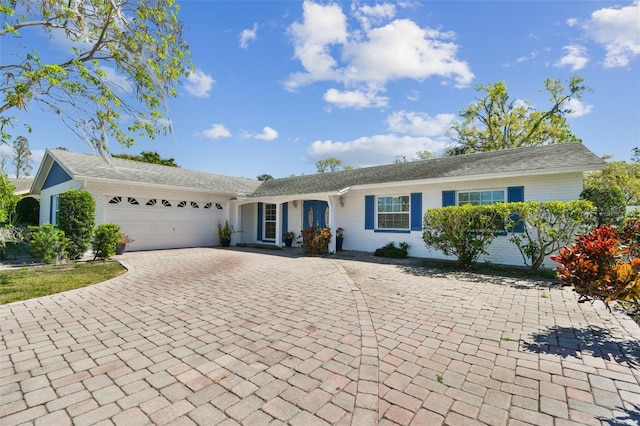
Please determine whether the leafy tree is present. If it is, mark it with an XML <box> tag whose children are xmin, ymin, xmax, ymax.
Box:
<box><xmin>415</xmin><ymin>150</ymin><xmax>436</xmax><ymax>160</ymax></box>
<box><xmin>315</xmin><ymin>157</ymin><xmax>343</xmax><ymax>173</ymax></box>
<box><xmin>0</xmin><ymin>1</ymin><xmax>191</xmax><ymax>151</ymax></box>
<box><xmin>11</xmin><ymin>135</ymin><xmax>32</xmax><ymax>177</ymax></box>
<box><xmin>0</xmin><ymin>172</ymin><xmax>19</xmax><ymax>222</ymax></box>
<box><xmin>633</xmin><ymin>147</ymin><xmax>640</xmax><ymax>163</ymax></box>
<box><xmin>113</xmin><ymin>151</ymin><xmax>179</xmax><ymax>167</ymax></box>
<box><xmin>422</xmin><ymin>204</ymin><xmax>503</xmax><ymax>268</ymax></box>
<box><xmin>257</xmin><ymin>174</ymin><xmax>273</xmax><ymax>181</ymax></box>
<box><xmin>447</xmin><ymin>76</ymin><xmax>586</xmax><ymax>155</ymax></box>
<box><xmin>580</xmin><ymin>184</ymin><xmax>626</xmax><ymax>228</ymax></box>
<box><xmin>57</xmin><ymin>189</ymin><xmax>95</xmax><ymax>259</ymax></box>
<box><xmin>584</xmin><ymin>156</ymin><xmax>640</xmax><ymax>206</ymax></box>
<box><xmin>502</xmin><ymin>200</ymin><xmax>594</xmax><ymax>271</ymax></box>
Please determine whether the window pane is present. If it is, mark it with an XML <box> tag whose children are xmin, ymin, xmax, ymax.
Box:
<box><xmin>458</xmin><ymin>190</ymin><xmax>505</xmax><ymax>206</ymax></box>
<box><xmin>265</xmin><ymin>222</ymin><xmax>276</xmax><ymax>239</ymax></box>
<box><xmin>264</xmin><ymin>203</ymin><xmax>276</xmax><ymax>239</ymax></box>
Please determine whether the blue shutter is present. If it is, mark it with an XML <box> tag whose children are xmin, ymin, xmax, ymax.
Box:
<box><xmin>50</xmin><ymin>195</ymin><xmax>55</xmax><ymax>224</ymax></box>
<box><xmin>281</xmin><ymin>203</ymin><xmax>288</xmax><ymax>242</ymax></box>
<box><xmin>507</xmin><ymin>186</ymin><xmax>524</xmax><ymax>203</ymax></box>
<box><xmin>257</xmin><ymin>202</ymin><xmax>263</xmax><ymax>241</ymax></box>
<box><xmin>442</xmin><ymin>191</ymin><xmax>456</xmax><ymax>206</ymax></box>
<box><xmin>410</xmin><ymin>192</ymin><xmax>422</xmax><ymax>231</ymax></box>
<box><xmin>507</xmin><ymin>186</ymin><xmax>525</xmax><ymax>233</ymax></box>
<box><xmin>364</xmin><ymin>195</ymin><xmax>374</xmax><ymax>230</ymax></box>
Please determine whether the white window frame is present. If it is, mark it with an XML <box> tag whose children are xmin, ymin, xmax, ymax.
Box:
<box><xmin>263</xmin><ymin>203</ymin><xmax>276</xmax><ymax>241</ymax></box>
<box><xmin>457</xmin><ymin>189</ymin><xmax>505</xmax><ymax>206</ymax></box>
<box><xmin>51</xmin><ymin>194</ymin><xmax>60</xmax><ymax>225</ymax></box>
<box><xmin>376</xmin><ymin>195</ymin><xmax>410</xmax><ymax>230</ymax></box>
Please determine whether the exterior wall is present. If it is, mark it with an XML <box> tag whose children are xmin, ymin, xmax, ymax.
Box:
<box><xmin>286</xmin><ymin>201</ymin><xmax>304</xmax><ymax>246</ymax></box>
<box><xmin>333</xmin><ymin>172</ymin><xmax>584</xmax><ymax>267</ymax></box>
<box><xmin>239</xmin><ymin>203</ymin><xmax>258</xmax><ymax>244</ymax></box>
<box><xmin>40</xmin><ymin>178</ymin><xmax>233</xmax><ymax>251</ymax></box>
<box><xmin>39</xmin><ymin>180</ymin><xmax>84</xmax><ymax>225</ymax></box>
<box><xmin>239</xmin><ymin>200</ymin><xmax>305</xmax><ymax>247</ymax></box>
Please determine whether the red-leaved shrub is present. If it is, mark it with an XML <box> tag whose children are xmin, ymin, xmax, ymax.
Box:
<box><xmin>552</xmin><ymin>221</ymin><xmax>640</xmax><ymax>311</ymax></box>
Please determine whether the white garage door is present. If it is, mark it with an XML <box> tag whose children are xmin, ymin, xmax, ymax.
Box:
<box><xmin>104</xmin><ymin>197</ymin><xmax>225</xmax><ymax>251</ymax></box>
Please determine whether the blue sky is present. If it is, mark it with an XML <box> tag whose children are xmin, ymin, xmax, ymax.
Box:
<box><xmin>3</xmin><ymin>0</ymin><xmax>639</xmax><ymax>179</ymax></box>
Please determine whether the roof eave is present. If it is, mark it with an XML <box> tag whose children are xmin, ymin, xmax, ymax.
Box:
<box><xmin>77</xmin><ymin>176</ymin><xmax>255</xmax><ymax>198</ymax></box>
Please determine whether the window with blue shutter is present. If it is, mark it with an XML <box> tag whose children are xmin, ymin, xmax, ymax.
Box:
<box><xmin>281</xmin><ymin>203</ymin><xmax>288</xmax><ymax>242</ymax></box>
<box><xmin>507</xmin><ymin>186</ymin><xmax>525</xmax><ymax>233</ymax></box>
<box><xmin>442</xmin><ymin>191</ymin><xmax>456</xmax><ymax>206</ymax></box>
<box><xmin>410</xmin><ymin>193</ymin><xmax>422</xmax><ymax>231</ymax></box>
<box><xmin>257</xmin><ymin>202</ymin><xmax>263</xmax><ymax>241</ymax></box>
<box><xmin>364</xmin><ymin>195</ymin><xmax>374</xmax><ymax>229</ymax></box>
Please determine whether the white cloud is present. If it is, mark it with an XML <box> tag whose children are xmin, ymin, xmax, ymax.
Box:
<box><xmin>286</xmin><ymin>1</ymin><xmax>474</xmax><ymax>107</ymax></box>
<box><xmin>323</xmin><ymin>88</ymin><xmax>388</xmax><ymax>108</ymax></box>
<box><xmin>353</xmin><ymin>2</ymin><xmax>396</xmax><ymax>31</ymax></box>
<box><xmin>555</xmin><ymin>45</ymin><xmax>589</xmax><ymax>71</ymax></box>
<box><xmin>566</xmin><ymin>98</ymin><xmax>593</xmax><ymax>117</ymax></box>
<box><xmin>306</xmin><ymin>133</ymin><xmax>448</xmax><ymax>167</ymax></box>
<box><xmin>583</xmin><ymin>1</ymin><xmax>640</xmax><ymax>67</ymax></box>
<box><xmin>386</xmin><ymin>111</ymin><xmax>456</xmax><ymax>136</ymax></box>
<box><xmin>253</xmin><ymin>126</ymin><xmax>279</xmax><ymax>141</ymax></box>
<box><xmin>240</xmin><ymin>23</ymin><xmax>258</xmax><ymax>49</ymax></box>
<box><xmin>566</xmin><ymin>18</ymin><xmax>578</xmax><ymax>27</ymax></box>
<box><xmin>286</xmin><ymin>1</ymin><xmax>348</xmax><ymax>90</ymax></box>
<box><xmin>202</xmin><ymin>124</ymin><xmax>231</xmax><ymax>139</ymax></box>
<box><xmin>185</xmin><ymin>69</ymin><xmax>215</xmax><ymax>98</ymax></box>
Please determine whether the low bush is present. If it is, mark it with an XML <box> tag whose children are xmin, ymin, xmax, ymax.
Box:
<box><xmin>374</xmin><ymin>242</ymin><xmax>410</xmax><ymax>258</ymax></box>
<box><xmin>30</xmin><ymin>224</ymin><xmax>69</xmax><ymax>264</ymax></box>
<box><xmin>92</xmin><ymin>223</ymin><xmax>121</xmax><ymax>260</ymax></box>
<box><xmin>423</xmin><ymin>205</ymin><xmax>503</xmax><ymax>268</ymax></box>
<box><xmin>504</xmin><ymin>200</ymin><xmax>593</xmax><ymax>271</ymax></box>
<box><xmin>300</xmin><ymin>226</ymin><xmax>332</xmax><ymax>255</ymax></box>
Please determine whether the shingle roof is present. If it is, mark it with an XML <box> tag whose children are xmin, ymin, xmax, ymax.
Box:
<box><xmin>9</xmin><ymin>178</ymin><xmax>34</xmax><ymax>194</ymax></box>
<box><xmin>38</xmin><ymin>143</ymin><xmax>604</xmax><ymax>199</ymax></box>
<box><xmin>251</xmin><ymin>143</ymin><xmax>605</xmax><ymax>197</ymax></box>
<box><xmin>46</xmin><ymin>149</ymin><xmax>262</xmax><ymax>195</ymax></box>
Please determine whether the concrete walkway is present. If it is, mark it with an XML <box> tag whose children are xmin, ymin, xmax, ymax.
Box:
<box><xmin>1</xmin><ymin>248</ymin><xmax>639</xmax><ymax>425</ymax></box>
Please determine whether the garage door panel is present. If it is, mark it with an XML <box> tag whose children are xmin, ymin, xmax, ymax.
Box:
<box><xmin>104</xmin><ymin>201</ymin><xmax>223</xmax><ymax>251</ymax></box>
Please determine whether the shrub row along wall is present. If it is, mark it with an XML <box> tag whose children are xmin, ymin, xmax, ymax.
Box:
<box><xmin>422</xmin><ymin>200</ymin><xmax>594</xmax><ymax>270</ymax></box>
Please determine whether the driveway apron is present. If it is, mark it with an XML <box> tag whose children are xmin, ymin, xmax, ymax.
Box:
<box><xmin>1</xmin><ymin>248</ymin><xmax>639</xmax><ymax>425</ymax></box>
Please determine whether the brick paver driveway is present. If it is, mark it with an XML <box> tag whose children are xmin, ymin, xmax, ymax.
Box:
<box><xmin>1</xmin><ymin>248</ymin><xmax>639</xmax><ymax>425</ymax></box>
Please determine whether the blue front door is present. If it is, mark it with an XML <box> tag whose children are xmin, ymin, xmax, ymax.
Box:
<box><xmin>303</xmin><ymin>200</ymin><xmax>328</xmax><ymax>229</ymax></box>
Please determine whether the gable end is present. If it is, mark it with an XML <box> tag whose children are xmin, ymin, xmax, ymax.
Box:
<box><xmin>43</xmin><ymin>161</ymin><xmax>72</xmax><ymax>190</ymax></box>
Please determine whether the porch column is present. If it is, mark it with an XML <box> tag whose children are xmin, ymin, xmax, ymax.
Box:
<box><xmin>275</xmin><ymin>202</ymin><xmax>282</xmax><ymax>247</ymax></box>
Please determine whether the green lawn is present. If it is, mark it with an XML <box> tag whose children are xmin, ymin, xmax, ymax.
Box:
<box><xmin>0</xmin><ymin>261</ymin><xmax>127</xmax><ymax>304</ymax></box>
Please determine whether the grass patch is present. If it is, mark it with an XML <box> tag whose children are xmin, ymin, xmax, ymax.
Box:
<box><xmin>0</xmin><ymin>261</ymin><xmax>127</xmax><ymax>304</ymax></box>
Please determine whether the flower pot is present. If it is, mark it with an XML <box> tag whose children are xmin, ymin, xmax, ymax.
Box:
<box><xmin>284</xmin><ymin>238</ymin><xmax>293</xmax><ymax>248</ymax></box>
<box><xmin>116</xmin><ymin>244</ymin><xmax>126</xmax><ymax>255</ymax></box>
<box><xmin>220</xmin><ymin>238</ymin><xmax>231</xmax><ymax>247</ymax></box>
<box><xmin>336</xmin><ymin>237</ymin><xmax>344</xmax><ymax>251</ymax></box>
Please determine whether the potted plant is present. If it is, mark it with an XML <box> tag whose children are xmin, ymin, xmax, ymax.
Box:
<box><xmin>217</xmin><ymin>220</ymin><xmax>234</xmax><ymax>247</ymax></box>
<box><xmin>116</xmin><ymin>234</ymin><xmax>134</xmax><ymax>255</ymax></box>
<box><xmin>284</xmin><ymin>231</ymin><xmax>296</xmax><ymax>247</ymax></box>
<box><xmin>301</xmin><ymin>226</ymin><xmax>332</xmax><ymax>255</ymax></box>
<box><xmin>336</xmin><ymin>227</ymin><xmax>344</xmax><ymax>251</ymax></box>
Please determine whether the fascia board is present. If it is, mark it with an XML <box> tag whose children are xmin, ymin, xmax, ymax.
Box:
<box><xmin>79</xmin><ymin>176</ymin><xmax>251</xmax><ymax>198</ymax></box>
<box><xmin>347</xmin><ymin>165</ymin><xmax>601</xmax><ymax>192</ymax></box>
